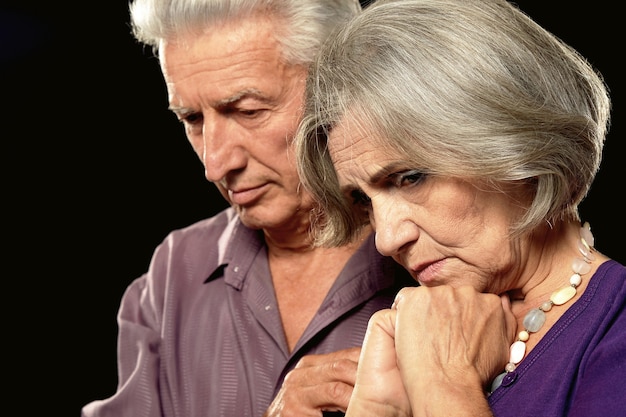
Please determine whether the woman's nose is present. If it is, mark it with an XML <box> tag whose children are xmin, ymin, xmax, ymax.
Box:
<box><xmin>371</xmin><ymin>196</ymin><xmax>419</xmax><ymax>257</ymax></box>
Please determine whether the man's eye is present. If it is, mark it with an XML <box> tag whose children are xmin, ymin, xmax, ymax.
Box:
<box><xmin>350</xmin><ymin>189</ymin><xmax>371</xmax><ymax>207</ymax></box>
<box><xmin>239</xmin><ymin>109</ymin><xmax>259</xmax><ymax>116</ymax></box>
<box><xmin>217</xmin><ymin>104</ymin><xmax>264</xmax><ymax>116</ymax></box>
<box><xmin>393</xmin><ymin>170</ymin><xmax>426</xmax><ymax>187</ymax></box>
<box><xmin>180</xmin><ymin>112</ymin><xmax>202</xmax><ymax>125</ymax></box>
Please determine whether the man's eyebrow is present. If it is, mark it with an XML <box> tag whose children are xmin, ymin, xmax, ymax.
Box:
<box><xmin>168</xmin><ymin>105</ymin><xmax>194</xmax><ymax>116</ymax></box>
<box><xmin>168</xmin><ymin>88</ymin><xmax>270</xmax><ymax>114</ymax></box>
<box><xmin>215</xmin><ymin>88</ymin><xmax>267</xmax><ymax>107</ymax></box>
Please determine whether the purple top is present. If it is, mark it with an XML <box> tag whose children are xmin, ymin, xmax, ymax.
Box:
<box><xmin>489</xmin><ymin>260</ymin><xmax>626</xmax><ymax>416</ymax></box>
<box><xmin>82</xmin><ymin>208</ymin><xmax>414</xmax><ymax>417</ymax></box>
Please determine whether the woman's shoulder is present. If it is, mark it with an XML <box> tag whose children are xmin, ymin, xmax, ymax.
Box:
<box><xmin>596</xmin><ymin>259</ymin><xmax>626</xmax><ymax>283</ymax></box>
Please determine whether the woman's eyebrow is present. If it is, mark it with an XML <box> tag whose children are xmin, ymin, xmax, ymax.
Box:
<box><xmin>368</xmin><ymin>162</ymin><xmax>405</xmax><ymax>184</ymax></box>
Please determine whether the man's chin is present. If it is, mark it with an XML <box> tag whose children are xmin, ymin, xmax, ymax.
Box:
<box><xmin>233</xmin><ymin>205</ymin><xmax>266</xmax><ymax>230</ymax></box>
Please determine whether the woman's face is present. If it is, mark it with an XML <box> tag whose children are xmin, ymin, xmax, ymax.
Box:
<box><xmin>327</xmin><ymin>120</ymin><xmax>530</xmax><ymax>294</ymax></box>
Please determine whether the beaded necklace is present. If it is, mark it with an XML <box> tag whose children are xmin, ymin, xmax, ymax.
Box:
<box><xmin>489</xmin><ymin>222</ymin><xmax>595</xmax><ymax>394</ymax></box>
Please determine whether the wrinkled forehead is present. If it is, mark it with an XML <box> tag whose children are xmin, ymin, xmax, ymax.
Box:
<box><xmin>327</xmin><ymin>115</ymin><xmax>366</xmax><ymax>162</ymax></box>
<box><xmin>158</xmin><ymin>15</ymin><xmax>278</xmax><ymax>60</ymax></box>
<box><xmin>327</xmin><ymin>116</ymin><xmax>400</xmax><ymax>184</ymax></box>
<box><xmin>326</xmin><ymin>110</ymin><xmax>395</xmax><ymax>157</ymax></box>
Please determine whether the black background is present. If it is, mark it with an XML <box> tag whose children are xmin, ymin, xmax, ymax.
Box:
<box><xmin>2</xmin><ymin>1</ymin><xmax>622</xmax><ymax>415</ymax></box>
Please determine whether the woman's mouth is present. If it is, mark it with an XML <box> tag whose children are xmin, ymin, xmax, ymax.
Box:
<box><xmin>410</xmin><ymin>258</ymin><xmax>446</xmax><ymax>285</ymax></box>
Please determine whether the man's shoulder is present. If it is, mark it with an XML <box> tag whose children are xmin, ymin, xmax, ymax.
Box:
<box><xmin>148</xmin><ymin>207</ymin><xmax>241</xmax><ymax>261</ymax></box>
<box><xmin>169</xmin><ymin>207</ymin><xmax>239</xmax><ymax>241</ymax></box>
<box><xmin>143</xmin><ymin>207</ymin><xmax>241</xmax><ymax>282</ymax></box>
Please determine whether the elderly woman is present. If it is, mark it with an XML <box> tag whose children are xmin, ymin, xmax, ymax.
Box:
<box><xmin>295</xmin><ymin>0</ymin><xmax>626</xmax><ymax>416</ymax></box>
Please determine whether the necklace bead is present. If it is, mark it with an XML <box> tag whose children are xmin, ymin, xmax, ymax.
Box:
<box><xmin>540</xmin><ymin>301</ymin><xmax>553</xmax><ymax>312</ymax></box>
<box><xmin>489</xmin><ymin>222</ymin><xmax>594</xmax><ymax>394</ymax></box>
<box><xmin>551</xmin><ymin>286</ymin><xmax>576</xmax><ymax>305</ymax></box>
<box><xmin>522</xmin><ymin>308</ymin><xmax>546</xmax><ymax>332</ymax></box>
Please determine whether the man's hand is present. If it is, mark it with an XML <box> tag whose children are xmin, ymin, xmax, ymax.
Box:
<box><xmin>264</xmin><ymin>347</ymin><xmax>361</xmax><ymax>417</ymax></box>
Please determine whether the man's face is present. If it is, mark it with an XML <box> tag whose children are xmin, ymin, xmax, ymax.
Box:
<box><xmin>159</xmin><ymin>16</ymin><xmax>312</xmax><ymax>231</ymax></box>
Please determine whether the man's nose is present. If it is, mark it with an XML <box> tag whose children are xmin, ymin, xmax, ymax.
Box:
<box><xmin>197</xmin><ymin>115</ymin><xmax>247</xmax><ymax>183</ymax></box>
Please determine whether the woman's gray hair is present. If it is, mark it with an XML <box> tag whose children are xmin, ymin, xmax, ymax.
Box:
<box><xmin>129</xmin><ymin>0</ymin><xmax>362</xmax><ymax>65</ymax></box>
<box><xmin>296</xmin><ymin>0</ymin><xmax>611</xmax><ymax>247</ymax></box>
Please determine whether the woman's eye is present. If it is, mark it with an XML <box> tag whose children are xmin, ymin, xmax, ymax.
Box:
<box><xmin>393</xmin><ymin>170</ymin><xmax>425</xmax><ymax>187</ymax></box>
<box><xmin>350</xmin><ymin>189</ymin><xmax>371</xmax><ymax>207</ymax></box>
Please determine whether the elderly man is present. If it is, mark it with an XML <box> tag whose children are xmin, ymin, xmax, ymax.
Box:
<box><xmin>81</xmin><ymin>1</ymin><xmax>413</xmax><ymax>416</ymax></box>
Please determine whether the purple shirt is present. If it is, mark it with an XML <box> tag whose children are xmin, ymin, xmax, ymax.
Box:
<box><xmin>82</xmin><ymin>208</ymin><xmax>415</xmax><ymax>417</ymax></box>
<box><xmin>489</xmin><ymin>260</ymin><xmax>626</xmax><ymax>416</ymax></box>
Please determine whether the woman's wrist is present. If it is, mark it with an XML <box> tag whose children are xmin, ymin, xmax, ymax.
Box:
<box><xmin>345</xmin><ymin>396</ymin><xmax>410</xmax><ymax>417</ymax></box>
